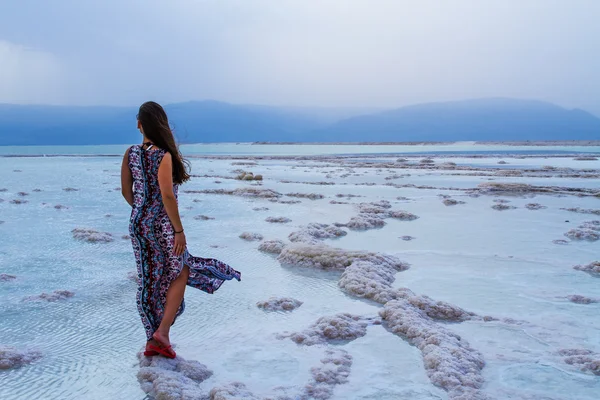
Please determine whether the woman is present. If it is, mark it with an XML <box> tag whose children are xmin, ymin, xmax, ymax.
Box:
<box><xmin>121</xmin><ymin>101</ymin><xmax>241</xmax><ymax>359</ymax></box>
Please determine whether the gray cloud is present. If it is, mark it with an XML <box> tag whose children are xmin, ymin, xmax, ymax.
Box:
<box><xmin>1</xmin><ymin>0</ymin><xmax>599</xmax><ymax>114</ymax></box>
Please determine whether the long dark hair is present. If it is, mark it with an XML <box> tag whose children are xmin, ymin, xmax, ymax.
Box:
<box><xmin>137</xmin><ymin>101</ymin><xmax>190</xmax><ymax>184</ymax></box>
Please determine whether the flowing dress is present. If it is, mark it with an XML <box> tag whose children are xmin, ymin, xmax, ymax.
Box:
<box><xmin>128</xmin><ymin>144</ymin><xmax>241</xmax><ymax>340</ymax></box>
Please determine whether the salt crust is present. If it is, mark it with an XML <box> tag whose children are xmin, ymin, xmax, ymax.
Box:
<box><xmin>278</xmin><ymin>313</ymin><xmax>372</xmax><ymax>346</ymax></box>
<box><xmin>239</xmin><ymin>232</ymin><xmax>264</xmax><ymax>241</ymax></box>
<box><xmin>24</xmin><ymin>290</ymin><xmax>75</xmax><ymax>302</ymax></box>
<box><xmin>0</xmin><ymin>346</ymin><xmax>42</xmax><ymax>370</ymax></box>
<box><xmin>525</xmin><ymin>203</ymin><xmax>546</xmax><ymax>210</ymax></box>
<box><xmin>185</xmin><ymin>188</ymin><xmax>281</xmax><ymax>199</ymax></box>
<box><xmin>0</xmin><ymin>273</ymin><xmax>16</xmax><ymax>281</ymax></box>
<box><xmin>443</xmin><ymin>199</ymin><xmax>466</xmax><ymax>206</ymax></box>
<box><xmin>257</xmin><ymin>297</ymin><xmax>303</xmax><ymax>312</ymax></box>
<box><xmin>266</xmin><ymin>216</ymin><xmax>291</xmax><ymax>223</ymax></box>
<box><xmin>72</xmin><ymin>228</ymin><xmax>114</xmax><ymax>243</ymax></box>
<box><xmin>574</xmin><ymin>261</ymin><xmax>600</xmax><ymax>275</ymax></box>
<box><xmin>491</xmin><ymin>203</ymin><xmax>516</xmax><ymax>211</ymax></box>
<box><xmin>258</xmin><ymin>240</ymin><xmax>286</xmax><ymax>255</ymax></box>
<box><xmin>567</xmin><ymin>295</ymin><xmax>599</xmax><ymax>304</ymax></box>
<box><xmin>561</xmin><ymin>207</ymin><xmax>600</xmax><ymax>215</ymax></box>
<box><xmin>285</xmin><ymin>192</ymin><xmax>324</xmax><ymax>200</ymax></box>
<box><xmin>380</xmin><ymin>300</ymin><xmax>487</xmax><ymax>399</ymax></box>
<box><xmin>288</xmin><ymin>223</ymin><xmax>347</xmax><ymax>244</ymax></box>
<box><xmin>336</xmin><ymin>201</ymin><xmax>419</xmax><ymax>231</ymax></box>
<box><xmin>137</xmin><ymin>350</ymin><xmax>213</xmax><ymax>400</ymax></box>
<box><xmin>558</xmin><ymin>349</ymin><xmax>600</xmax><ymax>376</ymax></box>
<box><xmin>302</xmin><ymin>349</ymin><xmax>353</xmax><ymax>400</ymax></box>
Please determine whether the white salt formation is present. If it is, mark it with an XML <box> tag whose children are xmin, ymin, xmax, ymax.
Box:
<box><xmin>337</xmin><ymin>201</ymin><xmax>419</xmax><ymax>231</ymax></box>
<box><xmin>24</xmin><ymin>290</ymin><xmax>75</xmax><ymax>302</ymax></box>
<box><xmin>574</xmin><ymin>261</ymin><xmax>600</xmax><ymax>275</ymax></box>
<box><xmin>258</xmin><ymin>240</ymin><xmax>286</xmax><ymax>255</ymax></box>
<box><xmin>236</xmin><ymin>171</ymin><xmax>263</xmax><ymax>181</ymax></box>
<box><xmin>380</xmin><ymin>300</ymin><xmax>487</xmax><ymax>399</ymax></box>
<box><xmin>63</xmin><ymin>187</ymin><xmax>79</xmax><ymax>191</ymax></box>
<box><xmin>278</xmin><ymin>243</ymin><xmax>406</xmax><ymax>272</ymax></box>
<box><xmin>252</xmin><ymin>207</ymin><xmax>269</xmax><ymax>211</ymax></box>
<box><xmin>265</xmin><ymin>216</ymin><xmax>291</xmax><ymax>223</ymax></box>
<box><xmin>388</xmin><ymin>210</ymin><xmax>419</xmax><ymax>220</ymax></box>
<box><xmin>558</xmin><ymin>349</ymin><xmax>600</xmax><ymax>376</ymax></box>
<box><xmin>567</xmin><ymin>295</ymin><xmax>599</xmax><ymax>304</ymax></box>
<box><xmin>491</xmin><ymin>204</ymin><xmax>516</xmax><ymax>211</ymax></box>
<box><xmin>561</xmin><ymin>207</ymin><xmax>600</xmax><ymax>215</ymax></box>
<box><xmin>137</xmin><ymin>351</ymin><xmax>213</xmax><ymax>400</ymax></box>
<box><xmin>194</xmin><ymin>215</ymin><xmax>215</xmax><ymax>220</ymax></box>
<box><xmin>401</xmin><ymin>236</ymin><xmax>415</xmax><ymax>241</ymax></box>
<box><xmin>553</xmin><ymin>239</ymin><xmax>569</xmax><ymax>245</ymax></box>
<box><xmin>72</xmin><ymin>228</ymin><xmax>114</xmax><ymax>243</ymax></box>
<box><xmin>0</xmin><ymin>273</ymin><xmax>16</xmax><ymax>281</ymax></box>
<box><xmin>209</xmin><ymin>382</ymin><xmax>260</xmax><ymax>400</ymax></box>
<box><xmin>564</xmin><ymin>228</ymin><xmax>599</xmax><ymax>241</ymax></box>
<box><xmin>443</xmin><ymin>199</ymin><xmax>466</xmax><ymax>206</ymax></box>
<box><xmin>395</xmin><ymin>288</ymin><xmax>476</xmax><ymax>322</ymax></box>
<box><xmin>279</xmin><ymin>313</ymin><xmax>370</xmax><ymax>346</ymax></box>
<box><xmin>186</xmin><ymin>187</ymin><xmax>281</xmax><ymax>199</ymax></box>
<box><xmin>0</xmin><ymin>346</ymin><xmax>42</xmax><ymax>370</ymax></box>
<box><xmin>285</xmin><ymin>192</ymin><xmax>325</xmax><ymax>200</ymax></box>
<box><xmin>303</xmin><ymin>349</ymin><xmax>353</xmax><ymax>400</ymax></box>
<box><xmin>10</xmin><ymin>199</ymin><xmax>28</xmax><ymax>204</ymax></box>
<box><xmin>256</xmin><ymin>297</ymin><xmax>303</xmax><ymax>312</ymax></box>
<box><xmin>525</xmin><ymin>203</ymin><xmax>546</xmax><ymax>210</ymax></box>
<box><xmin>288</xmin><ymin>223</ymin><xmax>347</xmax><ymax>244</ymax></box>
<box><xmin>239</xmin><ymin>232</ymin><xmax>264</xmax><ymax>241</ymax></box>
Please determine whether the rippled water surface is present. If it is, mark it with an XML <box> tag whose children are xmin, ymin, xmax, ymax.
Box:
<box><xmin>1</xmin><ymin>145</ymin><xmax>599</xmax><ymax>399</ymax></box>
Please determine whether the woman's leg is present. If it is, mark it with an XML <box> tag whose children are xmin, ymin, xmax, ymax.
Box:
<box><xmin>153</xmin><ymin>264</ymin><xmax>189</xmax><ymax>346</ymax></box>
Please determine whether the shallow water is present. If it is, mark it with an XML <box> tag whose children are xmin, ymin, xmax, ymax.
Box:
<box><xmin>0</xmin><ymin>145</ymin><xmax>599</xmax><ymax>399</ymax></box>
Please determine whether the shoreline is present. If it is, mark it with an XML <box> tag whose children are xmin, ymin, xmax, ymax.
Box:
<box><xmin>251</xmin><ymin>140</ymin><xmax>600</xmax><ymax>146</ymax></box>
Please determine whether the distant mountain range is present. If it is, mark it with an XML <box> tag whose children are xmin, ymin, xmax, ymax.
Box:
<box><xmin>0</xmin><ymin>98</ymin><xmax>598</xmax><ymax>145</ymax></box>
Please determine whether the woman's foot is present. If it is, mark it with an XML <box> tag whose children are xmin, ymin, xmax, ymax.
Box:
<box><xmin>152</xmin><ymin>330</ymin><xmax>170</xmax><ymax>348</ymax></box>
<box><xmin>150</xmin><ymin>330</ymin><xmax>176</xmax><ymax>359</ymax></box>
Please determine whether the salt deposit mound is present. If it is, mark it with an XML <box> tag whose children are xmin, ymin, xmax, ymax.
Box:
<box><xmin>239</xmin><ymin>232</ymin><xmax>263</xmax><ymax>241</ymax></box>
<box><xmin>257</xmin><ymin>297</ymin><xmax>303</xmax><ymax>312</ymax></box>
<box><xmin>525</xmin><ymin>203</ymin><xmax>546</xmax><ymax>210</ymax></box>
<box><xmin>0</xmin><ymin>346</ymin><xmax>42</xmax><ymax>370</ymax></box>
<box><xmin>558</xmin><ymin>349</ymin><xmax>600</xmax><ymax>376</ymax></box>
<box><xmin>194</xmin><ymin>215</ymin><xmax>215</xmax><ymax>220</ymax></box>
<box><xmin>209</xmin><ymin>382</ymin><xmax>259</xmax><ymax>400</ymax></box>
<box><xmin>338</xmin><ymin>260</ymin><xmax>409</xmax><ymax>304</ymax></box>
<box><xmin>567</xmin><ymin>295</ymin><xmax>599</xmax><ymax>304</ymax></box>
<box><xmin>574</xmin><ymin>261</ymin><xmax>600</xmax><ymax>275</ymax></box>
<box><xmin>388</xmin><ymin>210</ymin><xmax>419</xmax><ymax>220</ymax></box>
<box><xmin>395</xmin><ymin>288</ymin><xmax>476</xmax><ymax>322</ymax></box>
<box><xmin>265</xmin><ymin>216</ymin><xmax>291</xmax><ymax>223</ymax></box>
<box><xmin>443</xmin><ymin>199</ymin><xmax>466</xmax><ymax>206</ymax></box>
<box><xmin>303</xmin><ymin>349</ymin><xmax>353</xmax><ymax>400</ymax></box>
<box><xmin>380</xmin><ymin>300</ymin><xmax>487</xmax><ymax>399</ymax></box>
<box><xmin>72</xmin><ymin>228</ymin><xmax>114</xmax><ymax>243</ymax></box>
<box><xmin>279</xmin><ymin>313</ymin><xmax>370</xmax><ymax>346</ymax></box>
<box><xmin>138</xmin><ymin>351</ymin><xmax>213</xmax><ymax>400</ymax></box>
<box><xmin>24</xmin><ymin>290</ymin><xmax>75</xmax><ymax>302</ymax></box>
<box><xmin>492</xmin><ymin>204</ymin><xmax>516</xmax><ymax>211</ymax></box>
<box><xmin>288</xmin><ymin>223</ymin><xmax>347</xmax><ymax>244</ymax></box>
<box><xmin>561</xmin><ymin>207</ymin><xmax>600</xmax><ymax>216</ymax></box>
<box><xmin>564</xmin><ymin>228</ymin><xmax>599</xmax><ymax>241</ymax></box>
<box><xmin>0</xmin><ymin>273</ymin><xmax>16</xmax><ymax>281</ymax></box>
<box><xmin>285</xmin><ymin>192</ymin><xmax>324</xmax><ymax>200</ymax></box>
<box><xmin>277</xmin><ymin>243</ymin><xmax>406</xmax><ymax>272</ymax></box>
<box><xmin>186</xmin><ymin>187</ymin><xmax>281</xmax><ymax>199</ymax></box>
<box><xmin>258</xmin><ymin>240</ymin><xmax>286</xmax><ymax>255</ymax></box>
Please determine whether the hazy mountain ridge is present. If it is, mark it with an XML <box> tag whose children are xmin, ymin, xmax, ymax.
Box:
<box><xmin>0</xmin><ymin>98</ymin><xmax>598</xmax><ymax>145</ymax></box>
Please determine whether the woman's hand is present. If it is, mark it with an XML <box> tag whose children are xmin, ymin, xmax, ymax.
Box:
<box><xmin>174</xmin><ymin>231</ymin><xmax>187</xmax><ymax>257</ymax></box>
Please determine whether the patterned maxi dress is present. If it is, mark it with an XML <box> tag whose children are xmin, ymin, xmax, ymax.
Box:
<box><xmin>128</xmin><ymin>144</ymin><xmax>241</xmax><ymax>340</ymax></box>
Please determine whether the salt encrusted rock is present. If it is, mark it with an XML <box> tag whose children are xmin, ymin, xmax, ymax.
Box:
<box><xmin>72</xmin><ymin>228</ymin><xmax>114</xmax><ymax>243</ymax></box>
<box><xmin>273</xmin><ymin>199</ymin><xmax>302</xmax><ymax>204</ymax></box>
<box><xmin>525</xmin><ymin>203</ymin><xmax>546</xmax><ymax>210</ymax></box>
<box><xmin>388</xmin><ymin>210</ymin><xmax>419</xmax><ymax>220</ymax></box>
<box><xmin>137</xmin><ymin>350</ymin><xmax>213</xmax><ymax>400</ymax></box>
<box><xmin>574</xmin><ymin>261</ymin><xmax>600</xmax><ymax>275</ymax></box>
<box><xmin>491</xmin><ymin>204</ymin><xmax>516</xmax><ymax>211</ymax></box>
<box><xmin>258</xmin><ymin>239</ymin><xmax>286</xmax><ymax>255</ymax></box>
<box><xmin>285</xmin><ymin>192</ymin><xmax>325</xmax><ymax>200</ymax></box>
<box><xmin>443</xmin><ymin>199</ymin><xmax>466</xmax><ymax>206</ymax></box>
<box><xmin>279</xmin><ymin>313</ymin><xmax>370</xmax><ymax>346</ymax></box>
<box><xmin>553</xmin><ymin>239</ymin><xmax>569</xmax><ymax>245</ymax></box>
<box><xmin>24</xmin><ymin>290</ymin><xmax>75</xmax><ymax>302</ymax></box>
<box><xmin>336</xmin><ymin>193</ymin><xmax>362</xmax><ymax>198</ymax></box>
<box><xmin>54</xmin><ymin>204</ymin><xmax>68</xmax><ymax>209</ymax></box>
<box><xmin>0</xmin><ymin>346</ymin><xmax>42</xmax><ymax>370</ymax></box>
<box><xmin>17</xmin><ymin>191</ymin><xmax>29</xmax><ymax>196</ymax></box>
<box><xmin>567</xmin><ymin>295</ymin><xmax>599</xmax><ymax>304</ymax></box>
<box><xmin>288</xmin><ymin>223</ymin><xmax>347</xmax><ymax>244</ymax></box>
<box><xmin>493</xmin><ymin>199</ymin><xmax>510</xmax><ymax>203</ymax></box>
<box><xmin>573</xmin><ymin>156</ymin><xmax>598</xmax><ymax>161</ymax></box>
<box><xmin>303</xmin><ymin>349</ymin><xmax>353</xmax><ymax>400</ymax></box>
<box><xmin>558</xmin><ymin>349</ymin><xmax>600</xmax><ymax>376</ymax></box>
<box><xmin>420</xmin><ymin>158</ymin><xmax>435</xmax><ymax>164</ymax></box>
<box><xmin>194</xmin><ymin>215</ymin><xmax>215</xmax><ymax>220</ymax></box>
<box><xmin>380</xmin><ymin>300</ymin><xmax>486</xmax><ymax>399</ymax></box>
<box><xmin>252</xmin><ymin>207</ymin><xmax>269</xmax><ymax>211</ymax></box>
<box><xmin>395</xmin><ymin>288</ymin><xmax>476</xmax><ymax>322</ymax></box>
<box><xmin>329</xmin><ymin>200</ymin><xmax>348</xmax><ymax>204</ymax></box>
<box><xmin>495</xmin><ymin>170</ymin><xmax>523</xmax><ymax>177</ymax></box>
<box><xmin>561</xmin><ymin>207</ymin><xmax>600</xmax><ymax>216</ymax></box>
<box><xmin>0</xmin><ymin>274</ymin><xmax>16</xmax><ymax>281</ymax></box>
<box><xmin>342</xmin><ymin>214</ymin><xmax>386</xmax><ymax>230</ymax></box>
<box><xmin>10</xmin><ymin>199</ymin><xmax>28</xmax><ymax>204</ymax></box>
<box><xmin>498</xmin><ymin>160</ymin><xmax>508</xmax><ymax>164</ymax></box>
<box><xmin>338</xmin><ymin>261</ymin><xmax>408</xmax><ymax>304</ymax></box>
<box><xmin>278</xmin><ymin>243</ymin><xmax>406</xmax><ymax>271</ymax></box>
<box><xmin>477</xmin><ymin>182</ymin><xmax>533</xmax><ymax>195</ymax></box>
<box><xmin>564</xmin><ymin>228</ymin><xmax>599</xmax><ymax>241</ymax></box>
<box><xmin>186</xmin><ymin>187</ymin><xmax>281</xmax><ymax>199</ymax></box>
<box><xmin>257</xmin><ymin>297</ymin><xmax>303</xmax><ymax>312</ymax></box>
<box><xmin>63</xmin><ymin>187</ymin><xmax>79</xmax><ymax>191</ymax></box>
<box><xmin>401</xmin><ymin>236</ymin><xmax>415</xmax><ymax>241</ymax></box>
<box><xmin>239</xmin><ymin>232</ymin><xmax>263</xmax><ymax>241</ymax></box>
<box><xmin>265</xmin><ymin>216</ymin><xmax>291</xmax><ymax>223</ymax></box>
<box><xmin>209</xmin><ymin>382</ymin><xmax>260</xmax><ymax>400</ymax></box>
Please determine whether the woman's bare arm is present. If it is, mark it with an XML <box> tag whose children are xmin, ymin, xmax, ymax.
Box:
<box><xmin>121</xmin><ymin>148</ymin><xmax>134</xmax><ymax>206</ymax></box>
<box><xmin>158</xmin><ymin>152</ymin><xmax>184</xmax><ymax>232</ymax></box>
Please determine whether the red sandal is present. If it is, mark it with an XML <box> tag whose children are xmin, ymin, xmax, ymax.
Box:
<box><xmin>147</xmin><ymin>343</ymin><xmax>176</xmax><ymax>359</ymax></box>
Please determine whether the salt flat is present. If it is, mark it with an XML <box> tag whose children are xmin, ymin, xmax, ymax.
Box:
<box><xmin>0</xmin><ymin>145</ymin><xmax>599</xmax><ymax>400</ymax></box>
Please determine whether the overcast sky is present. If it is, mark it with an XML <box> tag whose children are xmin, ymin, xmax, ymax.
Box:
<box><xmin>1</xmin><ymin>0</ymin><xmax>599</xmax><ymax>114</ymax></box>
